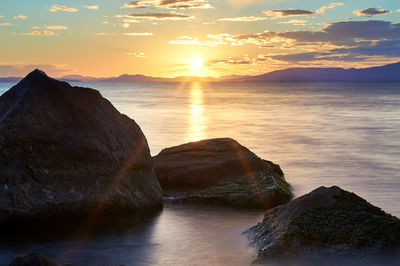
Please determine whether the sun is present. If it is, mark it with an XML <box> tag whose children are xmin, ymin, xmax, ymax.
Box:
<box><xmin>190</xmin><ymin>57</ymin><xmax>204</xmax><ymax>71</ymax></box>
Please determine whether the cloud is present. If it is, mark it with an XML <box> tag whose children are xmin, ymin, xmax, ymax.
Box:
<box><xmin>85</xmin><ymin>5</ymin><xmax>99</xmax><ymax>10</ymax></box>
<box><xmin>170</xmin><ymin>20</ymin><xmax>400</xmax><ymax>65</ymax></box>
<box><xmin>226</xmin><ymin>0</ymin><xmax>263</xmax><ymax>8</ymax></box>
<box><xmin>278</xmin><ymin>19</ymin><xmax>308</xmax><ymax>26</ymax></box>
<box><xmin>14</xmin><ymin>14</ymin><xmax>27</xmax><ymax>19</ymax></box>
<box><xmin>353</xmin><ymin>7</ymin><xmax>390</xmax><ymax>17</ymax></box>
<box><xmin>32</xmin><ymin>26</ymin><xmax>40</xmax><ymax>29</ymax></box>
<box><xmin>230</xmin><ymin>20</ymin><xmax>400</xmax><ymax>47</ymax></box>
<box><xmin>209</xmin><ymin>57</ymin><xmax>253</xmax><ymax>65</ymax></box>
<box><xmin>270</xmin><ymin>52</ymin><xmax>366</xmax><ymax>63</ymax></box>
<box><xmin>263</xmin><ymin>9</ymin><xmax>314</xmax><ymax>18</ymax></box>
<box><xmin>218</xmin><ymin>16</ymin><xmax>268</xmax><ymax>22</ymax></box>
<box><xmin>241</xmin><ymin>21</ymin><xmax>400</xmax><ymax>65</ymax></box>
<box><xmin>121</xmin><ymin>0</ymin><xmax>213</xmax><ymax>10</ymax></box>
<box><xmin>264</xmin><ymin>4</ymin><xmax>343</xmax><ymax>19</ymax></box>
<box><xmin>0</xmin><ymin>23</ymin><xmax>11</xmax><ymax>26</ymax></box>
<box><xmin>169</xmin><ymin>35</ymin><xmax>230</xmax><ymax>46</ymax></box>
<box><xmin>331</xmin><ymin>39</ymin><xmax>400</xmax><ymax>57</ymax></box>
<box><xmin>0</xmin><ymin>15</ymin><xmax>3</xmax><ymax>18</ymax></box>
<box><xmin>128</xmin><ymin>52</ymin><xmax>147</xmax><ymax>57</ymax></box>
<box><xmin>49</xmin><ymin>5</ymin><xmax>78</xmax><ymax>12</ymax></box>
<box><xmin>117</xmin><ymin>12</ymin><xmax>194</xmax><ymax>20</ymax></box>
<box><xmin>22</xmin><ymin>31</ymin><xmax>55</xmax><ymax>36</ymax></box>
<box><xmin>45</xmin><ymin>25</ymin><xmax>68</xmax><ymax>30</ymax></box>
<box><xmin>316</xmin><ymin>3</ymin><xmax>344</xmax><ymax>14</ymax></box>
<box><xmin>0</xmin><ymin>64</ymin><xmax>71</xmax><ymax>77</ymax></box>
<box><xmin>124</xmin><ymin>32</ymin><xmax>153</xmax><ymax>36</ymax></box>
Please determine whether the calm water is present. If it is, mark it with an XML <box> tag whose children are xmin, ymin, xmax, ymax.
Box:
<box><xmin>0</xmin><ymin>81</ymin><xmax>399</xmax><ymax>265</ymax></box>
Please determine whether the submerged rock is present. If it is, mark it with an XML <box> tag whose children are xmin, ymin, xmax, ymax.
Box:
<box><xmin>153</xmin><ymin>138</ymin><xmax>292</xmax><ymax>209</ymax></box>
<box><xmin>247</xmin><ymin>186</ymin><xmax>400</xmax><ymax>257</ymax></box>
<box><xmin>9</xmin><ymin>253</ymin><xmax>59</xmax><ymax>266</ymax></box>
<box><xmin>0</xmin><ymin>70</ymin><xmax>162</xmax><ymax>223</ymax></box>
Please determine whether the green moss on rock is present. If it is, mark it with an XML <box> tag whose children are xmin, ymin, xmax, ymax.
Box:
<box><xmin>285</xmin><ymin>191</ymin><xmax>400</xmax><ymax>248</ymax></box>
<box><xmin>247</xmin><ymin>186</ymin><xmax>400</xmax><ymax>257</ymax></box>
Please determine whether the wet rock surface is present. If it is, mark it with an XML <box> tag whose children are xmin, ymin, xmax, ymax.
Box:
<box><xmin>9</xmin><ymin>253</ymin><xmax>60</xmax><ymax>266</ymax></box>
<box><xmin>153</xmin><ymin>138</ymin><xmax>292</xmax><ymax>209</ymax></box>
<box><xmin>0</xmin><ymin>70</ymin><xmax>162</xmax><ymax>224</ymax></box>
<box><xmin>247</xmin><ymin>186</ymin><xmax>400</xmax><ymax>257</ymax></box>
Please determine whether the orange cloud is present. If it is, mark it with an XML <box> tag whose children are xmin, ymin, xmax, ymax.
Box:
<box><xmin>49</xmin><ymin>5</ymin><xmax>78</xmax><ymax>12</ymax></box>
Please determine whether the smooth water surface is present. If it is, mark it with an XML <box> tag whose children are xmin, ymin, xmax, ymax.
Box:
<box><xmin>0</xmin><ymin>81</ymin><xmax>399</xmax><ymax>265</ymax></box>
<box><xmin>72</xmin><ymin>81</ymin><xmax>399</xmax><ymax>215</ymax></box>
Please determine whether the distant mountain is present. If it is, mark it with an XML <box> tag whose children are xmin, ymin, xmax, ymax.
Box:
<box><xmin>243</xmin><ymin>62</ymin><xmax>400</xmax><ymax>82</ymax></box>
<box><xmin>59</xmin><ymin>75</ymin><xmax>104</xmax><ymax>82</ymax></box>
<box><xmin>106</xmin><ymin>74</ymin><xmax>173</xmax><ymax>82</ymax></box>
<box><xmin>1</xmin><ymin>62</ymin><xmax>399</xmax><ymax>83</ymax></box>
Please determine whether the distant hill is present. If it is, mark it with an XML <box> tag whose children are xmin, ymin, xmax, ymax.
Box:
<box><xmin>243</xmin><ymin>62</ymin><xmax>400</xmax><ymax>82</ymax></box>
<box><xmin>1</xmin><ymin>63</ymin><xmax>399</xmax><ymax>83</ymax></box>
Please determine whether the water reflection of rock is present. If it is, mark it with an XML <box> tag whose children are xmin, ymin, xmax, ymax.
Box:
<box><xmin>1</xmin><ymin>210</ymin><xmax>163</xmax><ymax>265</ymax></box>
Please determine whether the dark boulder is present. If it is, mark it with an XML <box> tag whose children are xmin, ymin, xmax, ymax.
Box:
<box><xmin>247</xmin><ymin>186</ymin><xmax>400</xmax><ymax>257</ymax></box>
<box><xmin>9</xmin><ymin>253</ymin><xmax>59</xmax><ymax>266</ymax></box>
<box><xmin>153</xmin><ymin>138</ymin><xmax>292</xmax><ymax>209</ymax></box>
<box><xmin>0</xmin><ymin>70</ymin><xmax>162</xmax><ymax>223</ymax></box>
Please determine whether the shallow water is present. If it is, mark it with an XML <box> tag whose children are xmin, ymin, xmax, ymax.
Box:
<box><xmin>0</xmin><ymin>81</ymin><xmax>400</xmax><ymax>265</ymax></box>
<box><xmin>0</xmin><ymin>203</ymin><xmax>262</xmax><ymax>265</ymax></box>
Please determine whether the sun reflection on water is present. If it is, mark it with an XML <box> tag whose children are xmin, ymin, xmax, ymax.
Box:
<box><xmin>187</xmin><ymin>82</ymin><xmax>207</xmax><ymax>142</ymax></box>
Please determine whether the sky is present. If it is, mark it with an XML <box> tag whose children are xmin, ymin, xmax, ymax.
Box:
<box><xmin>0</xmin><ymin>0</ymin><xmax>399</xmax><ymax>77</ymax></box>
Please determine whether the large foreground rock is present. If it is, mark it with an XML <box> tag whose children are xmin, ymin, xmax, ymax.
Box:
<box><xmin>153</xmin><ymin>138</ymin><xmax>292</xmax><ymax>209</ymax></box>
<box><xmin>0</xmin><ymin>70</ymin><xmax>162</xmax><ymax>223</ymax></box>
<box><xmin>9</xmin><ymin>253</ymin><xmax>60</xmax><ymax>266</ymax></box>
<box><xmin>247</xmin><ymin>186</ymin><xmax>400</xmax><ymax>257</ymax></box>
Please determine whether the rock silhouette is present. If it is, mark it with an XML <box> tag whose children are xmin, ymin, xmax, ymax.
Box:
<box><xmin>0</xmin><ymin>70</ymin><xmax>162</xmax><ymax>224</ymax></box>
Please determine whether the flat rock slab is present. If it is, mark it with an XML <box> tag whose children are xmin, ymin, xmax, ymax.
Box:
<box><xmin>0</xmin><ymin>70</ymin><xmax>162</xmax><ymax>224</ymax></box>
<box><xmin>247</xmin><ymin>186</ymin><xmax>400</xmax><ymax>257</ymax></box>
<box><xmin>153</xmin><ymin>138</ymin><xmax>292</xmax><ymax>209</ymax></box>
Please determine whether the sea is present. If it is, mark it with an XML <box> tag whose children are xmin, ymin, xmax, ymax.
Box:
<box><xmin>0</xmin><ymin>81</ymin><xmax>399</xmax><ymax>265</ymax></box>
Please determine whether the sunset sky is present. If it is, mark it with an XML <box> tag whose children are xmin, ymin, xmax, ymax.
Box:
<box><xmin>0</xmin><ymin>0</ymin><xmax>399</xmax><ymax>77</ymax></box>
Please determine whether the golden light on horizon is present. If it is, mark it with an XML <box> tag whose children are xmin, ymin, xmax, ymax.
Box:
<box><xmin>190</xmin><ymin>57</ymin><xmax>204</xmax><ymax>72</ymax></box>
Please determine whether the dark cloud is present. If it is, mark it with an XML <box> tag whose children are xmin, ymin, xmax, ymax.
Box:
<box><xmin>234</xmin><ymin>20</ymin><xmax>400</xmax><ymax>46</ymax></box>
<box><xmin>263</xmin><ymin>9</ymin><xmax>314</xmax><ymax>18</ymax></box>
<box><xmin>117</xmin><ymin>12</ymin><xmax>194</xmax><ymax>20</ymax></box>
<box><xmin>271</xmin><ymin>52</ymin><xmax>367</xmax><ymax>63</ymax></box>
<box><xmin>354</xmin><ymin>7</ymin><xmax>390</xmax><ymax>17</ymax></box>
<box><xmin>332</xmin><ymin>40</ymin><xmax>400</xmax><ymax>57</ymax></box>
<box><xmin>122</xmin><ymin>0</ymin><xmax>212</xmax><ymax>9</ymax></box>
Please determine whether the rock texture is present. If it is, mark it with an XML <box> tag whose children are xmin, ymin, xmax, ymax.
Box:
<box><xmin>247</xmin><ymin>186</ymin><xmax>400</xmax><ymax>257</ymax></box>
<box><xmin>9</xmin><ymin>253</ymin><xmax>60</xmax><ymax>266</ymax></box>
<box><xmin>153</xmin><ymin>138</ymin><xmax>292</xmax><ymax>209</ymax></box>
<box><xmin>0</xmin><ymin>69</ymin><xmax>162</xmax><ymax>223</ymax></box>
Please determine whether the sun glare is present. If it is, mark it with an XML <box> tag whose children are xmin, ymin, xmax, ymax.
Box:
<box><xmin>190</xmin><ymin>57</ymin><xmax>203</xmax><ymax>71</ymax></box>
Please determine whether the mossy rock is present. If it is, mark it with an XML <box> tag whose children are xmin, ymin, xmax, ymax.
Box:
<box><xmin>247</xmin><ymin>186</ymin><xmax>400</xmax><ymax>257</ymax></box>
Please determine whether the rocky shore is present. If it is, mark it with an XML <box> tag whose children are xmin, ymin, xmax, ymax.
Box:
<box><xmin>1</xmin><ymin>70</ymin><xmax>400</xmax><ymax>265</ymax></box>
